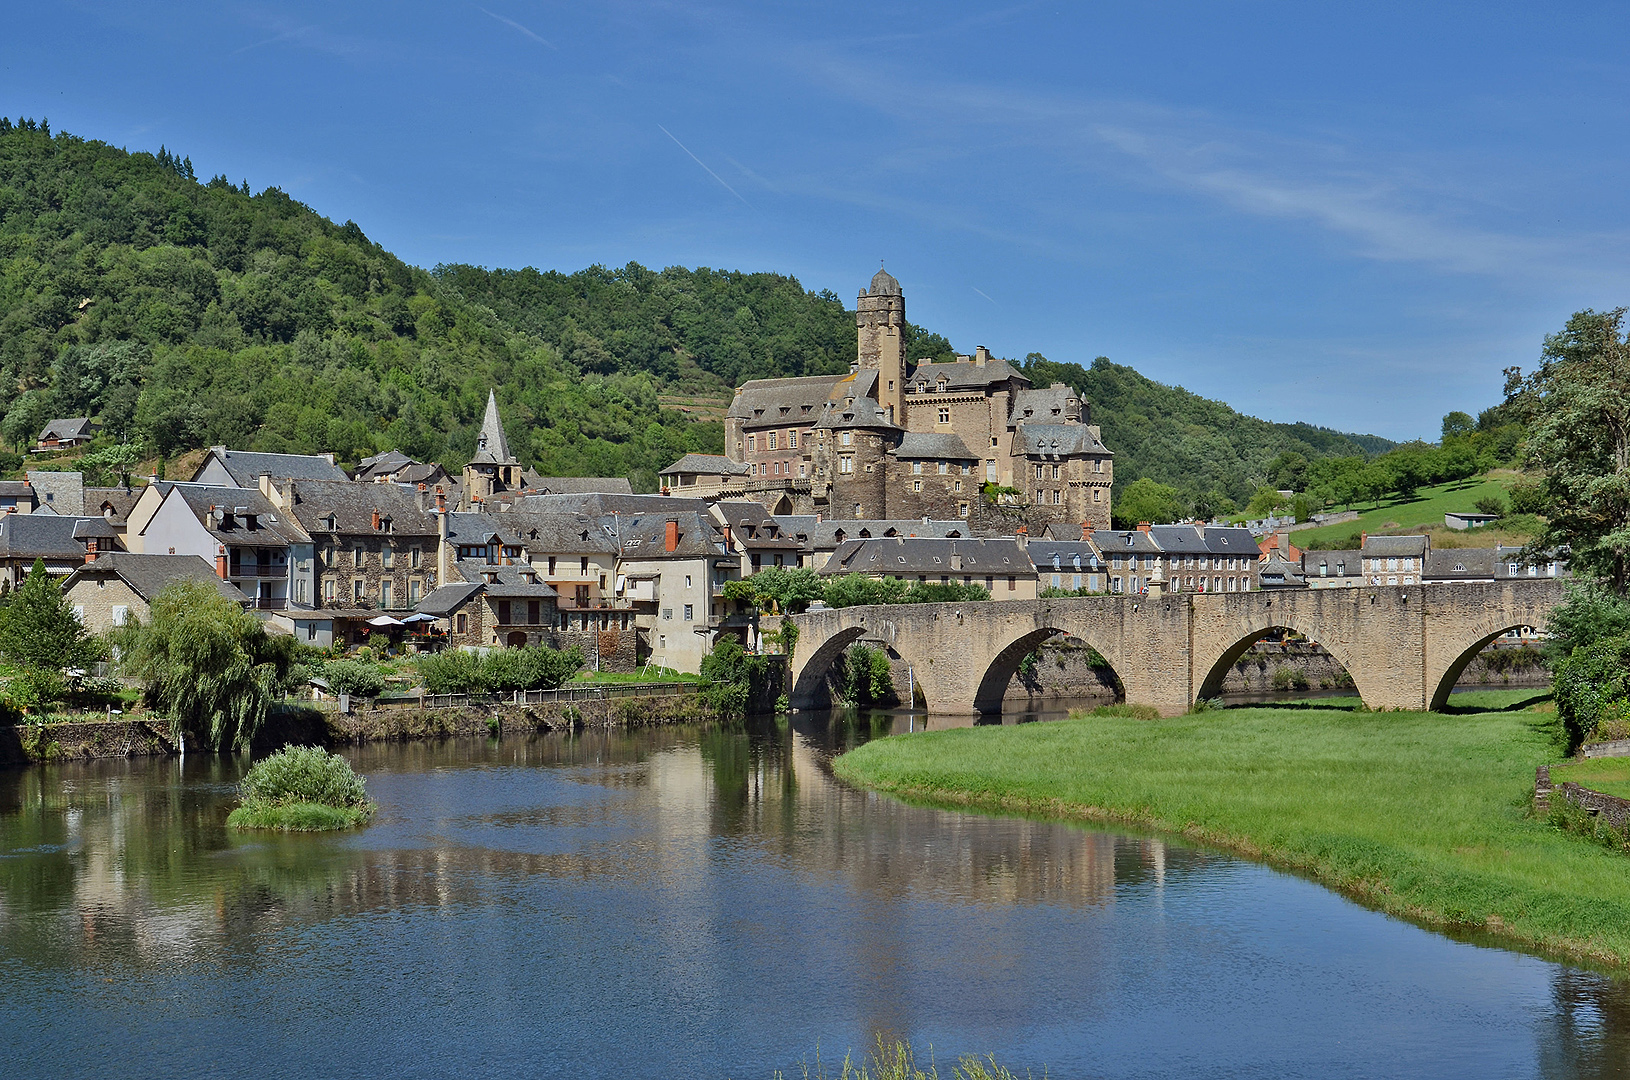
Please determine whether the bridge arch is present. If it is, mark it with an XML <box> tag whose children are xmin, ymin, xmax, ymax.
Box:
<box><xmin>972</xmin><ymin>624</ymin><xmax>1130</xmax><ymax>714</ymax></box>
<box><xmin>787</xmin><ymin>621</ymin><xmax>942</xmax><ymax>710</ymax></box>
<box><xmin>1194</xmin><ymin>623</ymin><xmax>1365</xmax><ymax>703</ymax></box>
<box><xmin>1427</xmin><ymin>612</ymin><xmax>1547</xmax><ymax>711</ymax></box>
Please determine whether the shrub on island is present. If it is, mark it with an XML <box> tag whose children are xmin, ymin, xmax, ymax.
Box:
<box><xmin>227</xmin><ymin>745</ymin><xmax>376</xmax><ymax>831</ymax></box>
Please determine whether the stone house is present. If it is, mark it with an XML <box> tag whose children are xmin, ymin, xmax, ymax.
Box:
<box><xmin>1090</xmin><ymin>526</ymin><xmax>1165</xmax><ymax>595</ymax></box>
<box><xmin>26</xmin><ymin>470</ymin><xmax>86</xmax><ymax>515</ymax></box>
<box><xmin>1359</xmin><ymin>534</ymin><xmax>1429</xmax><ymax>586</ymax></box>
<box><xmin>659</xmin><ymin>453</ymin><xmax>750</xmax><ymax>499</ymax></box>
<box><xmin>0</xmin><ymin>480</ymin><xmax>37</xmax><ymax>514</ymax></box>
<box><xmin>1028</xmin><ymin>540</ymin><xmax>1106</xmax><ymax>593</ymax></box>
<box><xmin>818</xmin><ymin>536</ymin><xmax>1038</xmax><ymax>599</ymax></box>
<box><xmin>0</xmin><ymin>513</ymin><xmax>109</xmax><ymax>589</ymax></box>
<box><xmin>271</xmin><ymin>478</ymin><xmax>441</xmax><ymax>614</ymax></box>
<box><xmin>419</xmin><ymin>562</ymin><xmax>560</xmax><ymax>650</ymax></box>
<box><xmin>60</xmin><ymin>553</ymin><xmax>249</xmax><ymax>635</ymax></box>
<box><xmin>137</xmin><ymin>485</ymin><xmax>309</xmax><ymax>610</ymax></box>
<box><xmin>709</xmin><ymin>501</ymin><xmax>803</xmax><ymax>577</ymax></box>
<box><xmin>609</xmin><ymin>510</ymin><xmax>742</xmax><ymax>674</ymax></box>
<box><xmin>1152</xmin><ymin>524</ymin><xmax>1261</xmax><ymax>594</ymax></box>
<box><xmin>1302</xmin><ymin>549</ymin><xmax>1364</xmax><ymax>589</ymax></box>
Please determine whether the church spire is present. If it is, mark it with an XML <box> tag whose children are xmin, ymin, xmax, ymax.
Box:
<box><xmin>471</xmin><ymin>389</ymin><xmax>516</xmax><ymax>465</ymax></box>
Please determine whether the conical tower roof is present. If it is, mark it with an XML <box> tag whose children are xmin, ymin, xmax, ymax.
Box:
<box><xmin>868</xmin><ymin>265</ymin><xmax>901</xmax><ymax>296</ymax></box>
<box><xmin>470</xmin><ymin>390</ymin><xmax>517</xmax><ymax>465</ymax></box>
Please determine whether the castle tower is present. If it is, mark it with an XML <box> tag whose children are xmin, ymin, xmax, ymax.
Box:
<box><xmin>463</xmin><ymin>390</ymin><xmax>520</xmax><ymax>507</ymax></box>
<box><xmin>857</xmin><ymin>266</ymin><xmax>904</xmax><ymax>424</ymax></box>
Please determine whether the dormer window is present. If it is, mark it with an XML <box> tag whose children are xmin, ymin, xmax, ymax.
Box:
<box><xmin>937</xmin><ymin>379</ymin><xmax>947</xmax><ymax>392</ymax></box>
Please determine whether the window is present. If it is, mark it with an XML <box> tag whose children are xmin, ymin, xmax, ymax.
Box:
<box><xmin>938</xmin><ymin>407</ymin><xmax>950</xmax><ymax>424</ymax></box>
<box><xmin>1007</xmin><ymin>577</ymin><xmax>1016</xmax><ymax>591</ymax></box>
<box><xmin>1094</xmin><ymin>458</ymin><xmax>1104</xmax><ymax>473</ymax></box>
<box><xmin>1093</xmin><ymin>489</ymin><xmax>1100</xmax><ymax>503</ymax></box>
<box><xmin>112</xmin><ymin>605</ymin><xmax>129</xmax><ymax>627</ymax></box>
<box><xmin>841</xmin><ymin>432</ymin><xmax>853</xmax><ymax>446</ymax></box>
<box><xmin>913</xmin><ymin>461</ymin><xmax>923</xmax><ymax>474</ymax></box>
<box><xmin>685</xmin><ymin>574</ymin><xmax>692</xmax><ymax>588</ymax></box>
<box><xmin>381</xmin><ymin>580</ymin><xmax>393</xmax><ymax>608</ymax></box>
<box><xmin>663</xmin><ymin>607</ymin><xmax>673</xmax><ymax>620</ymax></box>
<box><xmin>352</xmin><ymin>546</ymin><xmax>363</xmax><ymax>567</ymax></box>
<box><xmin>913</xmin><ymin>480</ymin><xmax>922</xmax><ymax>492</ymax></box>
<box><xmin>324</xmin><ymin>579</ymin><xmax>335</xmax><ymax>602</ymax></box>
<box><xmin>411</xmin><ymin>547</ymin><xmax>421</xmax><ymax>569</ymax></box>
<box><xmin>382</xmin><ymin>545</ymin><xmax>394</xmax><ymax>569</ymax></box>
<box><xmin>1052</xmin><ymin>490</ymin><xmax>1062</xmax><ymax>505</ymax></box>
<box><xmin>747</xmin><ymin>435</ymin><xmax>756</xmax><ymax>451</ymax></box>
<box><xmin>840</xmin><ymin>457</ymin><xmax>854</xmax><ymax>474</ymax></box>
<box><xmin>496</xmin><ymin>600</ymin><xmax>511</xmax><ymax>624</ymax></box>
<box><xmin>683</xmin><ymin>603</ymin><xmax>694</xmax><ymax>621</ymax></box>
<box><xmin>353</xmin><ymin>579</ymin><xmax>365</xmax><ymax>602</ymax></box>
<box><xmin>799</xmin><ymin>463</ymin><xmax>807</xmax><ymax>477</ymax></box>
<box><xmin>1035</xmin><ymin>463</ymin><xmax>1045</xmax><ymax>480</ymax></box>
<box><xmin>959</xmin><ymin>502</ymin><xmax>970</xmax><ymax>518</ymax></box>
<box><xmin>409</xmin><ymin>580</ymin><xmax>421</xmax><ymax>605</ymax></box>
<box><xmin>1051</xmin><ymin>464</ymin><xmax>1060</xmax><ymax>480</ymax></box>
<box><xmin>954</xmin><ymin>479</ymin><xmax>962</xmax><ymax>492</ymax></box>
<box><xmin>938</xmin><ymin>461</ymin><xmax>948</xmax><ymax>474</ymax></box>
<box><xmin>580</xmin><ymin>556</ymin><xmax>590</xmax><ymax>575</ymax></box>
<box><xmin>788</xmin><ymin>430</ymin><xmax>798</xmax><ymax>449</ymax></box>
<box><xmin>767</xmin><ymin>432</ymin><xmax>777</xmax><ymax>450</ymax></box>
<box><xmin>456</xmin><ymin>613</ymin><xmax>468</xmax><ymax>634</ymax></box>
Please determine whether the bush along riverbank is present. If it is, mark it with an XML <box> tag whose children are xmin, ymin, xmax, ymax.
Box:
<box><xmin>227</xmin><ymin>745</ymin><xmax>376</xmax><ymax>831</ymax></box>
<box><xmin>833</xmin><ymin>689</ymin><xmax>1630</xmax><ymax>970</ymax></box>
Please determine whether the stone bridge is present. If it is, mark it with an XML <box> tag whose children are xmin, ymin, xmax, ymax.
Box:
<box><xmin>786</xmin><ymin>579</ymin><xmax>1565</xmax><ymax>715</ymax></box>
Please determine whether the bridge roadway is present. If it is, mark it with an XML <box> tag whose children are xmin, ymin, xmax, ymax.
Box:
<box><xmin>785</xmin><ymin>579</ymin><xmax>1565</xmax><ymax>716</ymax></box>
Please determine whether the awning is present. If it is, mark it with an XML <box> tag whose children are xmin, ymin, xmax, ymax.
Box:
<box><xmin>366</xmin><ymin>615</ymin><xmax>404</xmax><ymax>627</ymax></box>
<box><xmin>399</xmin><ymin>612</ymin><xmax>438</xmax><ymax>624</ymax></box>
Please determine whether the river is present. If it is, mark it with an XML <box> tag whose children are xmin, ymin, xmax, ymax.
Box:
<box><xmin>2</xmin><ymin>714</ymin><xmax>1626</xmax><ymax>1079</ymax></box>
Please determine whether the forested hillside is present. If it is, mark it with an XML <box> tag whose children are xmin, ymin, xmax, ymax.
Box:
<box><xmin>1</xmin><ymin>119</ymin><xmax>1392</xmax><ymax>494</ymax></box>
<box><xmin>1021</xmin><ymin>355</ymin><xmax>1393</xmax><ymax>505</ymax></box>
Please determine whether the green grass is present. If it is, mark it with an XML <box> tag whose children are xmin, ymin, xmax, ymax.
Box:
<box><xmin>1294</xmin><ymin>474</ymin><xmax>1517</xmax><ymax>549</ymax></box>
<box><xmin>1551</xmin><ymin>758</ymin><xmax>1630</xmax><ymax>800</ymax></box>
<box><xmin>570</xmin><ymin>667</ymin><xmax>700</xmax><ymax>684</ymax></box>
<box><xmin>226</xmin><ymin>800</ymin><xmax>376</xmax><ymax>831</ymax></box>
<box><xmin>834</xmin><ymin>689</ymin><xmax>1630</xmax><ymax>969</ymax></box>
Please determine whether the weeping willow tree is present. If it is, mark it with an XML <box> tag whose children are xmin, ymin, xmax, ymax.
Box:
<box><xmin>119</xmin><ymin>580</ymin><xmax>296</xmax><ymax>750</ymax></box>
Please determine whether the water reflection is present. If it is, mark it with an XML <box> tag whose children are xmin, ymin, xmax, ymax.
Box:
<box><xmin>0</xmin><ymin>719</ymin><xmax>1626</xmax><ymax>1079</ymax></box>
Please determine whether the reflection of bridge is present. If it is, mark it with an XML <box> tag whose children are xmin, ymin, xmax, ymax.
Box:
<box><xmin>787</xmin><ymin>580</ymin><xmax>1565</xmax><ymax>715</ymax></box>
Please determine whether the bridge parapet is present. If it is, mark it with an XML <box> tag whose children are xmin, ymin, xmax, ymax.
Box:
<box><xmin>785</xmin><ymin>579</ymin><xmax>1564</xmax><ymax>716</ymax></box>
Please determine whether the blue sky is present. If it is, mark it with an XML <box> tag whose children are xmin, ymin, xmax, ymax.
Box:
<box><xmin>6</xmin><ymin>2</ymin><xmax>1629</xmax><ymax>441</ymax></box>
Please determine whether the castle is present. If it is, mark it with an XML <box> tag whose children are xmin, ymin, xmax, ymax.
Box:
<box><xmin>664</xmin><ymin>267</ymin><xmax>1114</xmax><ymax>532</ymax></box>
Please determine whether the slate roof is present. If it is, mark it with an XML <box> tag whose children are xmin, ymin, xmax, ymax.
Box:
<box><xmin>71</xmin><ymin>517</ymin><xmax>119</xmax><ymax>541</ymax></box>
<box><xmin>813</xmin><ymin>391</ymin><xmax>900</xmax><ymax>432</ymax></box>
<box><xmin>27</xmin><ymin>470</ymin><xmax>85</xmax><ymax>515</ymax></box>
<box><xmin>1361</xmin><ymin>534</ymin><xmax>1430</xmax><ymax>558</ymax></box>
<box><xmin>727</xmin><ymin>374</ymin><xmax>847</xmax><ymax>423</ymax></box>
<box><xmin>821</xmin><ymin>536</ymin><xmax>1035</xmax><ymax>576</ymax></box>
<box><xmin>1147</xmin><ymin>525</ymin><xmax>1210</xmax><ymax>555</ymax></box>
<box><xmin>394</xmin><ymin>462</ymin><xmax>450</xmax><ymax>487</ymax></box>
<box><xmin>1092</xmin><ymin>529</ymin><xmax>1164</xmax><ymax>555</ymax></box>
<box><xmin>868</xmin><ymin>267</ymin><xmax>901</xmax><ymax>296</ymax></box>
<box><xmin>352</xmin><ymin>449</ymin><xmax>416</xmax><ymax>481</ymax></box>
<box><xmin>771</xmin><ymin>516</ymin><xmax>969</xmax><ymax>552</ymax></box>
<box><xmin>170</xmin><ymin>486</ymin><xmax>310</xmax><ymax>547</ymax></box>
<box><xmin>1012</xmin><ymin>423</ymin><xmax>1110</xmax><ymax>456</ymax></box>
<box><xmin>1302</xmin><ymin>549</ymin><xmax>1363</xmax><ymax>577</ymax></box>
<box><xmin>1028</xmin><ymin>541</ymin><xmax>1102</xmax><ymax>571</ymax></box>
<box><xmin>1202</xmin><ymin>526</ymin><xmax>1259</xmax><ymax>555</ymax></box>
<box><xmin>492</xmin><ymin>508</ymin><xmax>619</xmax><ymax>554</ymax></box>
<box><xmin>528</xmin><ymin>477</ymin><xmax>635</xmax><ymax>495</ymax></box>
<box><xmin>0</xmin><ymin>513</ymin><xmax>92</xmax><ymax>559</ymax></box>
<box><xmin>469</xmin><ymin>390</ymin><xmax>518</xmax><ymax>466</ymax></box>
<box><xmin>84</xmin><ymin>486</ymin><xmax>141</xmax><ymax>524</ymax></box>
<box><xmin>198</xmin><ymin>448</ymin><xmax>348</xmax><ymax>486</ymax></box>
<box><xmin>39</xmin><ymin>418</ymin><xmax>93</xmax><ymax>441</ymax></box>
<box><xmin>284</xmin><ymin>480</ymin><xmax>439</xmax><ymax>537</ymax></box>
<box><xmin>1424</xmin><ymin>550</ymin><xmax>1499</xmax><ymax>580</ymax></box>
<box><xmin>510</xmin><ymin>492</ymin><xmax>712</xmax><ymax>518</ymax></box>
<box><xmin>1259</xmin><ymin>556</ymin><xmax>1308</xmax><ymax>588</ymax></box>
<box><xmin>415</xmin><ymin>582</ymin><xmax>483</xmax><ymax>618</ymax></box>
<box><xmin>60</xmin><ymin>553</ymin><xmax>249</xmax><ymax>604</ymax></box>
<box><xmin>1009</xmin><ymin>384</ymin><xmax>1081</xmax><ymax>424</ymax></box>
<box><xmin>611</xmin><ymin>510</ymin><xmax>726</xmax><ymax>559</ymax></box>
<box><xmin>905</xmin><ymin>358</ymin><xmax>1027</xmax><ymax>394</ymax></box>
<box><xmin>889</xmin><ymin>432</ymin><xmax>979</xmax><ymax>461</ymax></box>
<box><xmin>660</xmin><ymin>453</ymin><xmax>748</xmax><ymax>477</ymax></box>
<box><xmin>452</xmin><ymin>560</ymin><xmax>559</xmax><ymax>599</ymax></box>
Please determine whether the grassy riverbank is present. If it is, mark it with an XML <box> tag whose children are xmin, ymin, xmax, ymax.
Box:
<box><xmin>834</xmin><ymin>690</ymin><xmax>1630</xmax><ymax>968</ymax></box>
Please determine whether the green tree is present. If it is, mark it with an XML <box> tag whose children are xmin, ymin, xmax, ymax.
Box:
<box><xmin>1441</xmin><ymin>411</ymin><xmax>1476</xmax><ymax>440</ymax></box>
<box><xmin>822</xmin><ymin>574</ymin><xmax>908</xmax><ymax>609</ymax></box>
<box><xmin>1245</xmin><ymin>486</ymin><xmax>1289</xmax><ymax>517</ymax></box>
<box><xmin>698</xmin><ymin>637</ymin><xmax>768</xmax><ymax>715</ymax></box>
<box><xmin>1506</xmin><ymin>308</ymin><xmax>1630</xmax><ymax>593</ymax></box>
<box><xmin>0</xmin><ymin>560</ymin><xmax>96</xmax><ymax>671</ymax></box>
<box><xmin>737</xmin><ymin>566</ymin><xmax>825</xmax><ymax>614</ymax></box>
<box><xmin>118</xmin><ymin>579</ymin><xmax>295</xmax><ymax>750</ymax></box>
<box><xmin>1113</xmin><ymin>477</ymin><xmax>1185</xmax><ymax>527</ymax></box>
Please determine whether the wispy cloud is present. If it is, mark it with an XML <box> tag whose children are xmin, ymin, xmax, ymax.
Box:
<box><xmin>971</xmin><ymin>286</ymin><xmax>996</xmax><ymax>304</ymax></box>
<box><xmin>476</xmin><ymin>6</ymin><xmax>557</xmax><ymax>50</ymax></box>
<box><xmin>658</xmin><ymin>125</ymin><xmax>749</xmax><ymax>206</ymax></box>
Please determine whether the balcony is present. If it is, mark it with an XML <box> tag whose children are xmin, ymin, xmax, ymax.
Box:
<box><xmin>250</xmin><ymin>597</ymin><xmax>289</xmax><ymax>611</ymax></box>
<box><xmin>230</xmin><ymin>564</ymin><xmax>287</xmax><ymax>578</ymax></box>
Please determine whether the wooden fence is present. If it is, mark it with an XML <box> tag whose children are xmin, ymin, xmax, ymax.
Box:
<box><xmin>384</xmin><ymin>682</ymin><xmax>698</xmax><ymax>711</ymax></box>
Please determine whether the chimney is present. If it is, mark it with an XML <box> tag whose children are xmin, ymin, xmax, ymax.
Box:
<box><xmin>321</xmin><ymin>453</ymin><xmax>336</xmax><ymax>466</ymax></box>
<box><xmin>371</xmin><ymin>509</ymin><xmax>382</xmax><ymax>531</ymax></box>
<box><xmin>258</xmin><ymin>471</ymin><xmax>273</xmax><ymax>501</ymax></box>
<box><xmin>1014</xmin><ymin>524</ymin><xmax>1028</xmax><ymax>550</ymax></box>
<box><xmin>1361</xmin><ymin>531</ymin><xmax>1368</xmax><ymax>548</ymax></box>
<box><xmin>416</xmin><ymin>483</ymin><xmax>428</xmax><ymax>511</ymax></box>
<box><xmin>1137</xmin><ymin>521</ymin><xmax>1151</xmax><ymax>533</ymax></box>
<box><xmin>435</xmin><ymin>486</ymin><xmax>447</xmax><ymax>513</ymax></box>
<box><xmin>215</xmin><ymin>544</ymin><xmax>228</xmax><ymax>579</ymax></box>
<box><xmin>975</xmin><ymin>345</ymin><xmax>990</xmax><ymax>366</ymax></box>
<box><xmin>665</xmin><ymin>519</ymin><xmax>679</xmax><ymax>553</ymax></box>
<box><xmin>1081</xmin><ymin>522</ymin><xmax>1091</xmax><ymax>542</ymax></box>
<box><xmin>437</xmin><ymin>504</ymin><xmax>451</xmax><ymax>584</ymax></box>
<box><xmin>815</xmin><ymin>512</ymin><xmax>823</xmax><ymax>523</ymax></box>
<box><xmin>721</xmin><ymin>524</ymin><xmax>732</xmax><ymax>552</ymax></box>
<box><xmin>84</xmin><ymin>537</ymin><xmax>99</xmax><ymax>564</ymax></box>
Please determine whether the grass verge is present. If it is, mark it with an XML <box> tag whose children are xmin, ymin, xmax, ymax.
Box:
<box><xmin>227</xmin><ymin>800</ymin><xmax>376</xmax><ymax>831</ymax></box>
<box><xmin>1551</xmin><ymin>757</ymin><xmax>1630</xmax><ymax>800</ymax></box>
<box><xmin>833</xmin><ymin>689</ymin><xmax>1630</xmax><ymax>969</ymax></box>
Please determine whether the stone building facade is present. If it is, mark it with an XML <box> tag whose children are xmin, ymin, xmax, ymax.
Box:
<box><xmin>713</xmin><ymin>268</ymin><xmax>1114</xmax><ymax>533</ymax></box>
